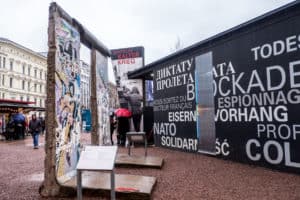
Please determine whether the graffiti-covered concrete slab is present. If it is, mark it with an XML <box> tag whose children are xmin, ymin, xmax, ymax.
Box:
<box><xmin>42</xmin><ymin>2</ymin><xmax>112</xmax><ymax>197</ymax></box>
<box><xmin>95</xmin><ymin>52</ymin><xmax>110</xmax><ymax>145</ymax></box>
<box><xmin>63</xmin><ymin>171</ymin><xmax>156</xmax><ymax>199</ymax></box>
<box><xmin>55</xmin><ymin>17</ymin><xmax>81</xmax><ymax>183</ymax></box>
<box><xmin>116</xmin><ymin>154</ymin><xmax>164</xmax><ymax>168</ymax></box>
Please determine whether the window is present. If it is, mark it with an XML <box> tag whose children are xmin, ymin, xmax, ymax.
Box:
<box><xmin>22</xmin><ymin>64</ymin><xmax>25</xmax><ymax>74</ymax></box>
<box><xmin>10</xmin><ymin>60</ymin><xmax>13</xmax><ymax>71</ymax></box>
<box><xmin>28</xmin><ymin>66</ymin><xmax>31</xmax><ymax>76</ymax></box>
<box><xmin>9</xmin><ymin>77</ymin><xmax>13</xmax><ymax>88</ymax></box>
<box><xmin>20</xmin><ymin>96</ymin><xmax>23</xmax><ymax>101</ymax></box>
<box><xmin>3</xmin><ymin>57</ymin><xmax>6</xmax><ymax>68</ymax></box>
<box><xmin>0</xmin><ymin>56</ymin><xmax>2</xmax><ymax>68</ymax></box>
<box><xmin>34</xmin><ymin>83</ymin><xmax>37</xmax><ymax>92</ymax></box>
<box><xmin>40</xmin><ymin>99</ymin><xmax>42</xmax><ymax>107</ymax></box>
<box><xmin>27</xmin><ymin>96</ymin><xmax>30</xmax><ymax>102</ymax></box>
<box><xmin>40</xmin><ymin>70</ymin><xmax>42</xmax><ymax>79</ymax></box>
<box><xmin>34</xmin><ymin>98</ymin><xmax>37</xmax><ymax>105</ymax></box>
<box><xmin>2</xmin><ymin>75</ymin><xmax>4</xmax><ymax>86</ymax></box>
<box><xmin>34</xmin><ymin>69</ymin><xmax>37</xmax><ymax>78</ymax></box>
<box><xmin>22</xmin><ymin>80</ymin><xmax>25</xmax><ymax>90</ymax></box>
<box><xmin>40</xmin><ymin>84</ymin><xmax>42</xmax><ymax>93</ymax></box>
<box><xmin>2</xmin><ymin>93</ymin><xmax>5</xmax><ymax>98</ymax></box>
<box><xmin>28</xmin><ymin>82</ymin><xmax>30</xmax><ymax>91</ymax></box>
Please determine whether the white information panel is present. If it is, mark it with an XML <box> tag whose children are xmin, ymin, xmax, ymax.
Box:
<box><xmin>76</xmin><ymin>146</ymin><xmax>118</xmax><ymax>200</ymax></box>
<box><xmin>77</xmin><ymin>146</ymin><xmax>117</xmax><ymax>170</ymax></box>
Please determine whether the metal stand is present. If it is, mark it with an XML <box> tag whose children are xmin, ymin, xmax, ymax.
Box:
<box><xmin>126</xmin><ymin>132</ymin><xmax>147</xmax><ymax>157</ymax></box>
<box><xmin>76</xmin><ymin>146</ymin><xmax>117</xmax><ymax>200</ymax></box>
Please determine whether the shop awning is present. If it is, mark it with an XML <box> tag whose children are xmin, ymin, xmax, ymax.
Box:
<box><xmin>0</xmin><ymin>99</ymin><xmax>45</xmax><ymax>113</ymax></box>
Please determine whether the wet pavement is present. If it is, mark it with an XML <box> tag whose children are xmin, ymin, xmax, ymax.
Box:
<box><xmin>0</xmin><ymin>134</ymin><xmax>300</xmax><ymax>200</ymax></box>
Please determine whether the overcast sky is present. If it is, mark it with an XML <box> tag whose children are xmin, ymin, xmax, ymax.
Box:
<box><xmin>0</xmin><ymin>0</ymin><xmax>295</xmax><ymax>80</ymax></box>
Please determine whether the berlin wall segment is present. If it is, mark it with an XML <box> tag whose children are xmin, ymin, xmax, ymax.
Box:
<box><xmin>153</xmin><ymin>7</ymin><xmax>300</xmax><ymax>174</ymax></box>
<box><xmin>41</xmin><ymin>3</ymin><xmax>111</xmax><ymax>197</ymax></box>
<box><xmin>54</xmin><ymin>15</ymin><xmax>81</xmax><ymax>184</ymax></box>
<box><xmin>95</xmin><ymin>51</ymin><xmax>110</xmax><ymax>145</ymax></box>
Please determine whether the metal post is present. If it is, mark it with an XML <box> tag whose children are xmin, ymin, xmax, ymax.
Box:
<box><xmin>77</xmin><ymin>170</ymin><xmax>82</xmax><ymax>200</ymax></box>
<box><xmin>128</xmin><ymin>142</ymin><xmax>131</xmax><ymax>156</ymax></box>
<box><xmin>145</xmin><ymin>134</ymin><xmax>147</xmax><ymax>157</ymax></box>
<box><xmin>111</xmin><ymin>169</ymin><xmax>115</xmax><ymax>200</ymax></box>
<box><xmin>127</xmin><ymin>134</ymin><xmax>131</xmax><ymax>156</ymax></box>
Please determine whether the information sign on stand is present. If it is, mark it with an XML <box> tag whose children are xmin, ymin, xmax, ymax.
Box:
<box><xmin>76</xmin><ymin>146</ymin><xmax>118</xmax><ymax>200</ymax></box>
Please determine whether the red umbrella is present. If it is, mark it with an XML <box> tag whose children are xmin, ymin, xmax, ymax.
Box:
<box><xmin>115</xmin><ymin>108</ymin><xmax>132</xmax><ymax>118</ymax></box>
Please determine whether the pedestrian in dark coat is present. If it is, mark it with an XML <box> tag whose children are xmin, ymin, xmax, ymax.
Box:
<box><xmin>117</xmin><ymin>117</ymin><xmax>130</xmax><ymax>146</ymax></box>
<box><xmin>110</xmin><ymin>112</ymin><xmax>117</xmax><ymax>145</ymax></box>
<box><xmin>39</xmin><ymin>117</ymin><xmax>46</xmax><ymax>135</ymax></box>
<box><xmin>6</xmin><ymin>116</ymin><xmax>15</xmax><ymax>141</ymax></box>
<box><xmin>29</xmin><ymin>114</ymin><xmax>42</xmax><ymax>149</ymax></box>
<box><xmin>125</xmin><ymin>87</ymin><xmax>143</xmax><ymax>132</ymax></box>
<box><xmin>13</xmin><ymin>109</ymin><xmax>26</xmax><ymax>139</ymax></box>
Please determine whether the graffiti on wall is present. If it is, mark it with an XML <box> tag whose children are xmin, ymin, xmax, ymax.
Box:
<box><xmin>96</xmin><ymin>51</ymin><xmax>110</xmax><ymax>145</ymax></box>
<box><xmin>54</xmin><ymin>17</ymin><xmax>81</xmax><ymax>183</ymax></box>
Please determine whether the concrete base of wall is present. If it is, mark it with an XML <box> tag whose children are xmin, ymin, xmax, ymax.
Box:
<box><xmin>116</xmin><ymin>154</ymin><xmax>164</xmax><ymax>168</ymax></box>
<box><xmin>62</xmin><ymin>171</ymin><xmax>156</xmax><ymax>199</ymax></box>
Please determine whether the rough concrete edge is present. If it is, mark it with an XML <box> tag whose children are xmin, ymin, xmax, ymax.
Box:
<box><xmin>115</xmin><ymin>155</ymin><xmax>164</xmax><ymax>169</ymax></box>
<box><xmin>39</xmin><ymin>3</ymin><xmax>61</xmax><ymax>197</ymax></box>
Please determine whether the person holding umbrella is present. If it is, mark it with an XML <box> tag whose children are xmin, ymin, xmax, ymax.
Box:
<box><xmin>115</xmin><ymin>108</ymin><xmax>131</xmax><ymax>146</ymax></box>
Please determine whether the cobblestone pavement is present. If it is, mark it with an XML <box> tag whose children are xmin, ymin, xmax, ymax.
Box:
<box><xmin>0</xmin><ymin>134</ymin><xmax>300</xmax><ymax>200</ymax></box>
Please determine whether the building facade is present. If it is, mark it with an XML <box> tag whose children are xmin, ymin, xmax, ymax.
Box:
<box><xmin>0</xmin><ymin>38</ymin><xmax>47</xmax><ymax>109</ymax></box>
<box><xmin>80</xmin><ymin>60</ymin><xmax>90</xmax><ymax>109</ymax></box>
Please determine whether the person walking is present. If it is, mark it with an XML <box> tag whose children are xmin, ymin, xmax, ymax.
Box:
<box><xmin>13</xmin><ymin>109</ymin><xmax>26</xmax><ymax>139</ymax></box>
<box><xmin>29</xmin><ymin>114</ymin><xmax>42</xmax><ymax>149</ymax></box>
<box><xmin>125</xmin><ymin>87</ymin><xmax>143</xmax><ymax>132</ymax></box>
<box><xmin>39</xmin><ymin>116</ymin><xmax>46</xmax><ymax>135</ymax></box>
<box><xmin>117</xmin><ymin>116</ymin><xmax>130</xmax><ymax>146</ymax></box>
<box><xmin>6</xmin><ymin>115</ymin><xmax>15</xmax><ymax>141</ymax></box>
<box><xmin>110</xmin><ymin>112</ymin><xmax>117</xmax><ymax>145</ymax></box>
